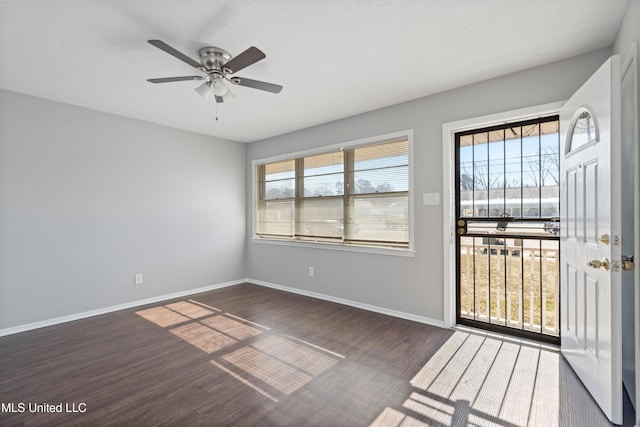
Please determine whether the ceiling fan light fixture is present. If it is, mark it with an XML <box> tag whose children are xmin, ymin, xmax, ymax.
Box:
<box><xmin>211</xmin><ymin>77</ymin><xmax>228</xmax><ymax>97</ymax></box>
<box><xmin>224</xmin><ymin>85</ymin><xmax>236</xmax><ymax>99</ymax></box>
<box><xmin>194</xmin><ymin>81</ymin><xmax>212</xmax><ymax>100</ymax></box>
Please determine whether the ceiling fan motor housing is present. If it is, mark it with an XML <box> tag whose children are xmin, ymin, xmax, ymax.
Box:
<box><xmin>198</xmin><ymin>47</ymin><xmax>232</xmax><ymax>71</ymax></box>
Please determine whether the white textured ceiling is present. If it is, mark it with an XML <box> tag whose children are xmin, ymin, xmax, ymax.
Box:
<box><xmin>0</xmin><ymin>0</ymin><xmax>629</xmax><ymax>142</ymax></box>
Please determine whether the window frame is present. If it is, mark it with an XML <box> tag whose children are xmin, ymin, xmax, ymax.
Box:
<box><xmin>251</xmin><ymin>130</ymin><xmax>415</xmax><ymax>257</ymax></box>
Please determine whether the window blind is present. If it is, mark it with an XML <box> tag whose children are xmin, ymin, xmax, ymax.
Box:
<box><xmin>255</xmin><ymin>138</ymin><xmax>410</xmax><ymax>249</ymax></box>
<box><xmin>258</xmin><ymin>160</ymin><xmax>295</xmax><ymax>237</ymax></box>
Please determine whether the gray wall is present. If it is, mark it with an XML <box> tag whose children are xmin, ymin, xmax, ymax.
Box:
<box><xmin>614</xmin><ymin>0</ymin><xmax>640</xmax><ymax>57</ymax></box>
<box><xmin>246</xmin><ymin>48</ymin><xmax>611</xmax><ymax>322</ymax></box>
<box><xmin>0</xmin><ymin>90</ymin><xmax>246</xmax><ymax>329</ymax></box>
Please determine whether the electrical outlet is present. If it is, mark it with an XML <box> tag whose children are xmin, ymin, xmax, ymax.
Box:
<box><xmin>134</xmin><ymin>274</ymin><xmax>143</xmax><ymax>285</ymax></box>
<box><xmin>308</xmin><ymin>267</ymin><xmax>314</xmax><ymax>277</ymax></box>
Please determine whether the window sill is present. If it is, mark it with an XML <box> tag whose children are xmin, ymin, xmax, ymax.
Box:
<box><xmin>251</xmin><ymin>237</ymin><xmax>416</xmax><ymax>258</ymax></box>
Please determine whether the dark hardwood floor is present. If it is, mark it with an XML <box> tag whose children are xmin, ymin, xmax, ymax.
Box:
<box><xmin>0</xmin><ymin>283</ymin><xmax>632</xmax><ymax>426</ymax></box>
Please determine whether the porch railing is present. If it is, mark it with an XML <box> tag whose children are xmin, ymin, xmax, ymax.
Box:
<box><xmin>458</xmin><ymin>241</ymin><xmax>559</xmax><ymax>336</ymax></box>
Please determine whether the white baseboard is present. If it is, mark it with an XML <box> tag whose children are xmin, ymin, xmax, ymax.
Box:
<box><xmin>0</xmin><ymin>279</ymin><xmax>244</xmax><ymax>337</ymax></box>
<box><xmin>247</xmin><ymin>278</ymin><xmax>444</xmax><ymax>328</ymax></box>
<box><xmin>1</xmin><ymin>278</ymin><xmax>444</xmax><ymax>337</ymax></box>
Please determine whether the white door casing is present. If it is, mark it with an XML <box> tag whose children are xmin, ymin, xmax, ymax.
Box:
<box><xmin>560</xmin><ymin>56</ymin><xmax>622</xmax><ymax>423</ymax></box>
<box><xmin>621</xmin><ymin>41</ymin><xmax>639</xmax><ymax>418</ymax></box>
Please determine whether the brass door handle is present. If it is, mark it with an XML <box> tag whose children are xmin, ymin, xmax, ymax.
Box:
<box><xmin>587</xmin><ymin>258</ymin><xmax>609</xmax><ymax>271</ymax></box>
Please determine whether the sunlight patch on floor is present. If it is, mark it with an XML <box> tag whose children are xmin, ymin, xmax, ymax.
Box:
<box><xmin>165</xmin><ymin>300</ymin><xmax>218</xmax><ymax>319</ymax></box>
<box><xmin>136</xmin><ymin>298</ymin><xmax>344</xmax><ymax>403</ymax></box>
<box><xmin>372</xmin><ymin>331</ymin><xmax>564</xmax><ymax>427</ymax></box>
<box><xmin>251</xmin><ymin>335</ymin><xmax>339</xmax><ymax>376</ymax></box>
<box><xmin>370</xmin><ymin>407</ymin><xmax>430</xmax><ymax>427</ymax></box>
<box><xmin>210</xmin><ymin>360</ymin><xmax>279</xmax><ymax>402</ymax></box>
<box><xmin>169</xmin><ymin>322</ymin><xmax>237</xmax><ymax>353</ymax></box>
<box><xmin>135</xmin><ymin>306</ymin><xmax>191</xmax><ymax>327</ymax></box>
<box><xmin>221</xmin><ymin>346</ymin><xmax>313</xmax><ymax>395</ymax></box>
<box><xmin>200</xmin><ymin>315</ymin><xmax>265</xmax><ymax>340</ymax></box>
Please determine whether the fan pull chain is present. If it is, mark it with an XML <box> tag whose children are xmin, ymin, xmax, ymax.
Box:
<box><xmin>215</xmin><ymin>101</ymin><xmax>219</xmax><ymax>121</ymax></box>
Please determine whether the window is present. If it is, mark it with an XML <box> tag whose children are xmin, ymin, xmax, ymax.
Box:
<box><xmin>565</xmin><ymin>107</ymin><xmax>598</xmax><ymax>154</ymax></box>
<box><xmin>254</xmin><ymin>133</ymin><xmax>411</xmax><ymax>250</ymax></box>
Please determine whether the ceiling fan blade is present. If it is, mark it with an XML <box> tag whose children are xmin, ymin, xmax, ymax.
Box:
<box><xmin>222</xmin><ymin>46</ymin><xmax>266</xmax><ymax>73</ymax></box>
<box><xmin>147</xmin><ymin>76</ymin><xmax>204</xmax><ymax>83</ymax></box>
<box><xmin>215</xmin><ymin>95</ymin><xmax>224</xmax><ymax>103</ymax></box>
<box><xmin>148</xmin><ymin>39</ymin><xmax>201</xmax><ymax>68</ymax></box>
<box><xmin>232</xmin><ymin>77</ymin><xmax>283</xmax><ymax>94</ymax></box>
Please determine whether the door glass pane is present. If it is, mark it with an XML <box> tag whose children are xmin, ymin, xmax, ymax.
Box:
<box><xmin>521</xmin><ymin>123</ymin><xmax>541</xmax><ymax>217</ymax></box>
<box><xmin>568</xmin><ymin>110</ymin><xmax>596</xmax><ymax>151</ymax></box>
<box><xmin>459</xmin><ymin>135</ymin><xmax>475</xmax><ymax>216</ymax></box>
<box><xmin>540</xmin><ymin>124</ymin><xmax>560</xmax><ymax>217</ymax></box>
<box><xmin>505</xmin><ymin>127</ymin><xmax>522</xmax><ymax>217</ymax></box>
<box><xmin>488</xmin><ymin>129</ymin><xmax>505</xmax><ymax>216</ymax></box>
<box><xmin>473</xmin><ymin>133</ymin><xmax>489</xmax><ymax>217</ymax></box>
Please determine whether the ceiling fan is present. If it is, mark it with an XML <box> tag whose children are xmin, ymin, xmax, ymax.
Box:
<box><xmin>146</xmin><ymin>39</ymin><xmax>283</xmax><ymax>103</ymax></box>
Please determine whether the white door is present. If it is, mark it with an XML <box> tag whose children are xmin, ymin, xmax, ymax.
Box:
<box><xmin>560</xmin><ymin>56</ymin><xmax>622</xmax><ymax>424</ymax></box>
<box><xmin>620</xmin><ymin>42</ymin><xmax>639</xmax><ymax>421</ymax></box>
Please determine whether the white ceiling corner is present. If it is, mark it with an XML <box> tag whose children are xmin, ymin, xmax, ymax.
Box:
<box><xmin>0</xmin><ymin>0</ymin><xmax>629</xmax><ymax>142</ymax></box>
